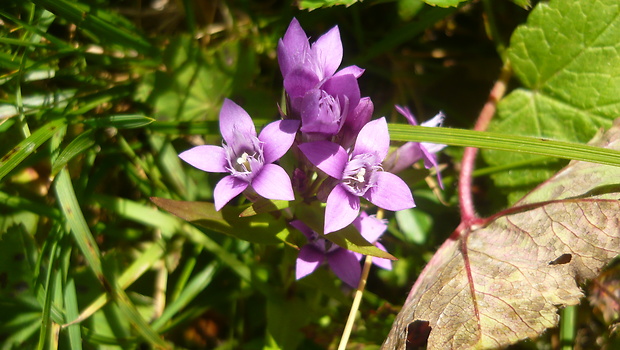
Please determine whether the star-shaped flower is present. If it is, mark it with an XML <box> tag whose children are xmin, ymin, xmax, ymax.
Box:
<box><xmin>299</xmin><ymin>117</ymin><xmax>415</xmax><ymax>234</ymax></box>
<box><xmin>383</xmin><ymin>106</ymin><xmax>446</xmax><ymax>186</ymax></box>
<box><xmin>291</xmin><ymin>220</ymin><xmax>361</xmax><ymax>288</ymax></box>
<box><xmin>179</xmin><ymin>99</ymin><xmax>300</xmax><ymax>210</ymax></box>
<box><xmin>278</xmin><ymin>18</ymin><xmax>363</xmax><ymax>135</ymax></box>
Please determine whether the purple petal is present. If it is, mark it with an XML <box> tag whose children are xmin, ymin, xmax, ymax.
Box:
<box><xmin>352</xmin><ymin>117</ymin><xmax>390</xmax><ymax>160</ymax></box>
<box><xmin>334</xmin><ymin>65</ymin><xmax>365</xmax><ymax>79</ymax></box>
<box><xmin>353</xmin><ymin>213</ymin><xmax>387</xmax><ymax>243</ymax></box>
<box><xmin>371</xmin><ymin>242</ymin><xmax>393</xmax><ymax>270</ymax></box>
<box><xmin>259</xmin><ymin>119</ymin><xmax>300</xmax><ymax>164</ymax></box>
<box><xmin>325</xmin><ymin>184</ymin><xmax>360</xmax><ymax>234</ymax></box>
<box><xmin>213</xmin><ymin>175</ymin><xmax>249</xmax><ymax>211</ymax></box>
<box><xmin>300</xmin><ymin>89</ymin><xmax>342</xmax><ymax>135</ymax></box>
<box><xmin>344</xmin><ymin>96</ymin><xmax>373</xmax><ymax>130</ymax></box>
<box><xmin>296</xmin><ymin>245</ymin><xmax>324</xmax><ymax>280</ymax></box>
<box><xmin>364</xmin><ymin>171</ymin><xmax>415</xmax><ymax>211</ymax></box>
<box><xmin>322</xmin><ymin>74</ymin><xmax>360</xmax><ymax>114</ymax></box>
<box><xmin>290</xmin><ymin>220</ymin><xmax>316</xmax><ymax>241</ymax></box>
<box><xmin>251</xmin><ymin>164</ymin><xmax>295</xmax><ymax>201</ymax></box>
<box><xmin>339</xmin><ymin>97</ymin><xmax>374</xmax><ymax>149</ymax></box>
<box><xmin>283</xmin><ymin>67</ymin><xmax>320</xmax><ymax>99</ymax></box>
<box><xmin>312</xmin><ymin>25</ymin><xmax>343</xmax><ymax>80</ymax></box>
<box><xmin>382</xmin><ymin>142</ymin><xmax>424</xmax><ymax>174</ymax></box>
<box><xmin>419</xmin><ymin>147</ymin><xmax>444</xmax><ymax>189</ymax></box>
<box><xmin>219</xmin><ymin>99</ymin><xmax>256</xmax><ymax>145</ymax></box>
<box><xmin>278</xmin><ymin>18</ymin><xmax>310</xmax><ymax>78</ymax></box>
<box><xmin>327</xmin><ymin>249</ymin><xmax>361</xmax><ymax>288</ymax></box>
<box><xmin>298</xmin><ymin>141</ymin><xmax>348</xmax><ymax>179</ymax></box>
<box><xmin>179</xmin><ymin>145</ymin><xmax>228</xmax><ymax>173</ymax></box>
<box><xmin>421</xmin><ymin>111</ymin><xmax>445</xmax><ymax>128</ymax></box>
<box><xmin>395</xmin><ymin>105</ymin><xmax>418</xmax><ymax>126</ymax></box>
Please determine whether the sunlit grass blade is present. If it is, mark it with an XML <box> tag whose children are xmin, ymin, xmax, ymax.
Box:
<box><xmin>51</xmin><ymin>130</ymin><xmax>96</xmax><ymax>176</ymax></box>
<box><xmin>0</xmin><ymin>118</ymin><xmax>66</xmax><ymax>182</ymax></box>
<box><xmin>30</xmin><ymin>0</ymin><xmax>157</xmax><ymax>56</ymax></box>
<box><xmin>113</xmin><ymin>288</ymin><xmax>169</xmax><ymax>348</ymax></box>
<box><xmin>54</xmin><ymin>168</ymin><xmax>104</xmax><ymax>278</ymax></box>
<box><xmin>388</xmin><ymin>124</ymin><xmax>620</xmax><ymax>167</ymax></box>
<box><xmin>64</xmin><ymin>242</ymin><xmax>166</xmax><ymax>327</ymax></box>
<box><xmin>82</xmin><ymin>114</ymin><xmax>155</xmax><ymax>129</ymax></box>
<box><xmin>63</xmin><ymin>278</ymin><xmax>83</xmax><ymax>350</ymax></box>
<box><xmin>152</xmin><ymin>261</ymin><xmax>218</xmax><ymax>331</ymax></box>
<box><xmin>37</xmin><ymin>228</ymin><xmax>60</xmax><ymax>350</ymax></box>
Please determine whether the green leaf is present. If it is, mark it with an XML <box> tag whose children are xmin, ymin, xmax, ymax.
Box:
<box><xmin>145</xmin><ymin>36</ymin><xmax>256</xmax><ymax>121</ymax></box>
<box><xmin>482</xmin><ymin>0</ymin><xmax>620</xmax><ymax>203</ymax></box>
<box><xmin>423</xmin><ymin>0</ymin><xmax>468</xmax><ymax>8</ymax></box>
<box><xmin>297</xmin><ymin>0</ymin><xmax>360</xmax><ymax>10</ymax></box>
<box><xmin>239</xmin><ymin>199</ymin><xmax>291</xmax><ymax>217</ymax></box>
<box><xmin>150</xmin><ymin>197</ymin><xmax>286</xmax><ymax>244</ymax></box>
<box><xmin>293</xmin><ymin>202</ymin><xmax>396</xmax><ymax>260</ymax></box>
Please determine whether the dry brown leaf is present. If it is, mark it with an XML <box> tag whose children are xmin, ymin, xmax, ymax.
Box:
<box><xmin>382</xmin><ymin>121</ymin><xmax>620</xmax><ymax>350</ymax></box>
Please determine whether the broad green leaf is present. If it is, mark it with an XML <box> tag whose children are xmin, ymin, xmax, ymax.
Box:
<box><xmin>423</xmin><ymin>0</ymin><xmax>468</xmax><ymax>8</ymax></box>
<box><xmin>239</xmin><ymin>198</ymin><xmax>291</xmax><ymax>217</ymax></box>
<box><xmin>383</xmin><ymin>121</ymin><xmax>620</xmax><ymax>349</ymax></box>
<box><xmin>483</xmin><ymin>0</ymin><xmax>620</xmax><ymax>203</ymax></box>
<box><xmin>150</xmin><ymin>197</ymin><xmax>286</xmax><ymax>244</ymax></box>
<box><xmin>297</xmin><ymin>0</ymin><xmax>360</xmax><ymax>10</ymax></box>
<box><xmin>145</xmin><ymin>36</ymin><xmax>256</xmax><ymax>121</ymax></box>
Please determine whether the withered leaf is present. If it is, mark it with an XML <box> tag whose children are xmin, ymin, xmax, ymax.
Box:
<box><xmin>382</xmin><ymin>121</ymin><xmax>620</xmax><ymax>350</ymax></box>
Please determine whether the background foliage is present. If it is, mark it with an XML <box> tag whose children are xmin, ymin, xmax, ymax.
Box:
<box><xmin>1</xmin><ymin>0</ymin><xmax>619</xmax><ymax>349</ymax></box>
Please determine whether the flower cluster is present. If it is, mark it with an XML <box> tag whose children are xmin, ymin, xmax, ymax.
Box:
<box><xmin>179</xmin><ymin>18</ymin><xmax>445</xmax><ymax>286</ymax></box>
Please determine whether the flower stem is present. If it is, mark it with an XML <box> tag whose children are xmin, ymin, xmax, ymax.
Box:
<box><xmin>337</xmin><ymin>209</ymin><xmax>384</xmax><ymax>350</ymax></box>
<box><xmin>458</xmin><ymin>63</ymin><xmax>512</xmax><ymax>227</ymax></box>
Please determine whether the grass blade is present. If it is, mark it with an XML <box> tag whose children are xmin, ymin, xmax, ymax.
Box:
<box><xmin>388</xmin><ymin>124</ymin><xmax>620</xmax><ymax>167</ymax></box>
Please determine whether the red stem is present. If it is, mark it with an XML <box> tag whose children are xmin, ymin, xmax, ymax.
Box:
<box><xmin>458</xmin><ymin>64</ymin><xmax>512</xmax><ymax>228</ymax></box>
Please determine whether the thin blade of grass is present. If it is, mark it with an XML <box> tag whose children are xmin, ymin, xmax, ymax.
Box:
<box><xmin>30</xmin><ymin>0</ymin><xmax>157</xmax><ymax>56</ymax></box>
<box><xmin>388</xmin><ymin>124</ymin><xmax>620</xmax><ymax>167</ymax></box>
<box><xmin>51</xmin><ymin>130</ymin><xmax>96</xmax><ymax>176</ymax></box>
<box><xmin>0</xmin><ymin>117</ymin><xmax>66</xmax><ymax>182</ymax></box>
<box><xmin>151</xmin><ymin>261</ymin><xmax>219</xmax><ymax>331</ymax></box>
<box><xmin>63</xmin><ymin>242</ymin><xmax>166</xmax><ymax>327</ymax></box>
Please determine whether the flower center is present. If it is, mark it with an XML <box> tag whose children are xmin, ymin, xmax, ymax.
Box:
<box><xmin>342</xmin><ymin>153</ymin><xmax>381</xmax><ymax>196</ymax></box>
<box><xmin>223</xmin><ymin>135</ymin><xmax>264</xmax><ymax>182</ymax></box>
<box><xmin>236</xmin><ymin>152</ymin><xmax>253</xmax><ymax>172</ymax></box>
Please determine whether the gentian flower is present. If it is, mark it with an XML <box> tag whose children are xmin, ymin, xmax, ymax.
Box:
<box><xmin>352</xmin><ymin>212</ymin><xmax>392</xmax><ymax>271</ymax></box>
<box><xmin>278</xmin><ymin>18</ymin><xmax>363</xmax><ymax>135</ymax></box>
<box><xmin>179</xmin><ymin>99</ymin><xmax>300</xmax><ymax>210</ymax></box>
<box><xmin>383</xmin><ymin>106</ymin><xmax>446</xmax><ymax>186</ymax></box>
<box><xmin>291</xmin><ymin>220</ymin><xmax>361</xmax><ymax>288</ymax></box>
<box><xmin>298</xmin><ymin>117</ymin><xmax>415</xmax><ymax>234</ymax></box>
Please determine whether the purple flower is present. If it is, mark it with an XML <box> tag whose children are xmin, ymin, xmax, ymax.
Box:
<box><xmin>383</xmin><ymin>106</ymin><xmax>446</xmax><ymax>186</ymax></box>
<box><xmin>179</xmin><ymin>99</ymin><xmax>300</xmax><ymax>210</ymax></box>
<box><xmin>291</xmin><ymin>220</ymin><xmax>361</xmax><ymax>288</ymax></box>
<box><xmin>352</xmin><ymin>212</ymin><xmax>392</xmax><ymax>270</ymax></box>
<box><xmin>298</xmin><ymin>117</ymin><xmax>415</xmax><ymax>234</ymax></box>
<box><xmin>278</xmin><ymin>18</ymin><xmax>363</xmax><ymax>134</ymax></box>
